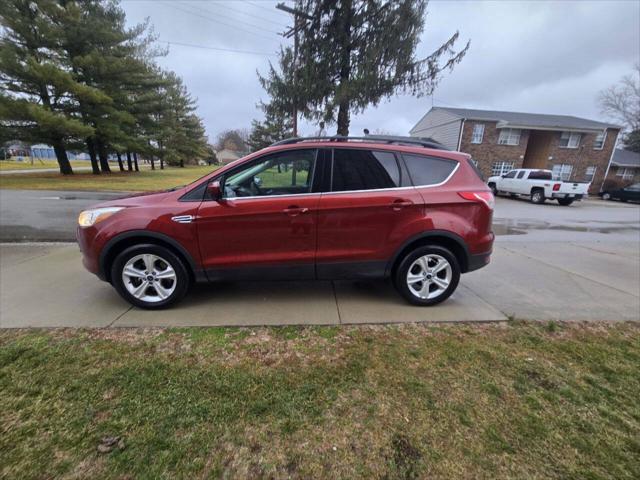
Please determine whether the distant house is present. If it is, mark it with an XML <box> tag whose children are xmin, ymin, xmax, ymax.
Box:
<box><xmin>606</xmin><ymin>149</ymin><xmax>640</xmax><ymax>186</ymax></box>
<box><xmin>410</xmin><ymin>107</ymin><xmax>621</xmax><ymax>193</ymax></box>
<box><xmin>216</xmin><ymin>148</ymin><xmax>243</xmax><ymax>165</ymax></box>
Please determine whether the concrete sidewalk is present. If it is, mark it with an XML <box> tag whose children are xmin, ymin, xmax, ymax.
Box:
<box><xmin>1</xmin><ymin>241</ymin><xmax>638</xmax><ymax>328</ymax></box>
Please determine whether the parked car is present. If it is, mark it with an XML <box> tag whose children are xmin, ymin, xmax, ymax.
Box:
<box><xmin>77</xmin><ymin>136</ymin><xmax>495</xmax><ymax>309</ymax></box>
<box><xmin>487</xmin><ymin>169</ymin><xmax>589</xmax><ymax>205</ymax></box>
<box><xmin>599</xmin><ymin>182</ymin><xmax>640</xmax><ymax>203</ymax></box>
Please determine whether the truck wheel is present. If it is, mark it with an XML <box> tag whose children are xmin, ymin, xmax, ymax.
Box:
<box><xmin>394</xmin><ymin>245</ymin><xmax>460</xmax><ymax>306</ymax></box>
<box><xmin>531</xmin><ymin>189</ymin><xmax>545</xmax><ymax>204</ymax></box>
<box><xmin>557</xmin><ymin>198</ymin><xmax>574</xmax><ymax>206</ymax></box>
<box><xmin>488</xmin><ymin>183</ymin><xmax>497</xmax><ymax>195</ymax></box>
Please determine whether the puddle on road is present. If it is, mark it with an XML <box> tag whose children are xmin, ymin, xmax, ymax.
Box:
<box><xmin>493</xmin><ymin>219</ymin><xmax>640</xmax><ymax>236</ymax></box>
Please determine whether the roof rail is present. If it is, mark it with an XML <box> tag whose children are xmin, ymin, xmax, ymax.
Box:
<box><xmin>271</xmin><ymin>135</ymin><xmax>449</xmax><ymax>150</ymax></box>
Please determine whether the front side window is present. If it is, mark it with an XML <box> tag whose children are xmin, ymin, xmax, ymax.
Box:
<box><xmin>497</xmin><ymin>128</ymin><xmax>521</xmax><ymax>145</ymax></box>
<box><xmin>552</xmin><ymin>163</ymin><xmax>573</xmax><ymax>181</ymax></box>
<box><xmin>503</xmin><ymin>170</ymin><xmax>517</xmax><ymax>179</ymax></box>
<box><xmin>593</xmin><ymin>131</ymin><xmax>606</xmax><ymax>149</ymax></box>
<box><xmin>559</xmin><ymin>131</ymin><xmax>581</xmax><ymax>148</ymax></box>
<box><xmin>584</xmin><ymin>166</ymin><xmax>596</xmax><ymax>181</ymax></box>
<box><xmin>331</xmin><ymin>149</ymin><xmax>400</xmax><ymax>192</ymax></box>
<box><xmin>402</xmin><ymin>154</ymin><xmax>458</xmax><ymax>186</ymax></box>
<box><xmin>471</xmin><ymin>124</ymin><xmax>485</xmax><ymax>144</ymax></box>
<box><xmin>517</xmin><ymin>171</ymin><xmax>526</xmax><ymax>179</ymax></box>
<box><xmin>224</xmin><ymin>149</ymin><xmax>316</xmax><ymax>198</ymax></box>
<box><xmin>491</xmin><ymin>161</ymin><xmax>514</xmax><ymax>176</ymax></box>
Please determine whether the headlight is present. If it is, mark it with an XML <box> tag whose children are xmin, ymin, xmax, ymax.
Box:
<box><xmin>78</xmin><ymin>207</ymin><xmax>125</xmax><ymax>227</ymax></box>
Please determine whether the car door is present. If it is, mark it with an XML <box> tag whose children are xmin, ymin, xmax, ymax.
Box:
<box><xmin>196</xmin><ymin>149</ymin><xmax>320</xmax><ymax>280</ymax></box>
<box><xmin>514</xmin><ymin>170</ymin><xmax>528</xmax><ymax>194</ymax></box>
<box><xmin>315</xmin><ymin>148</ymin><xmax>424</xmax><ymax>279</ymax></box>
<box><xmin>500</xmin><ymin>170</ymin><xmax>518</xmax><ymax>192</ymax></box>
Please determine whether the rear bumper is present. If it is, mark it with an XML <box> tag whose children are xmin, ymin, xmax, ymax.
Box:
<box><xmin>467</xmin><ymin>250</ymin><xmax>492</xmax><ymax>272</ymax></box>
<box><xmin>551</xmin><ymin>193</ymin><xmax>584</xmax><ymax>200</ymax></box>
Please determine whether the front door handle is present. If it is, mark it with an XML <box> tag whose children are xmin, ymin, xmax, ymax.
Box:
<box><xmin>283</xmin><ymin>206</ymin><xmax>309</xmax><ymax>216</ymax></box>
<box><xmin>391</xmin><ymin>199</ymin><xmax>413</xmax><ymax>210</ymax></box>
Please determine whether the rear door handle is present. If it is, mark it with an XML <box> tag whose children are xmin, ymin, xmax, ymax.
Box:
<box><xmin>283</xmin><ymin>206</ymin><xmax>309</xmax><ymax>216</ymax></box>
<box><xmin>391</xmin><ymin>199</ymin><xmax>413</xmax><ymax>210</ymax></box>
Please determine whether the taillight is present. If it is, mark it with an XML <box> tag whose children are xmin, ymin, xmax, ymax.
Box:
<box><xmin>458</xmin><ymin>191</ymin><xmax>495</xmax><ymax>210</ymax></box>
<box><xmin>553</xmin><ymin>183</ymin><xmax>561</xmax><ymax>191</ymax></box>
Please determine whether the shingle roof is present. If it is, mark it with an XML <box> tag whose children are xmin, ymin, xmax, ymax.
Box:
<box><xmin>434</xmin><ymin>107</ymin><xmax>619</xmax><ymax>131</ymax></box>
<box><xmin>611</xmin><ymin>148</ymin><xmax>640</xmax><ymax>167</ymax></box>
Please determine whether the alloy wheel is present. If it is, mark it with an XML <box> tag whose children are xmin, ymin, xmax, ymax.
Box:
<box><xmin>121</xmin><ymin>253</ymin><xmax>177</xmax><ymax>303</ymax></box>
<box><xmin>406</xmin><ymin>254</ymin><xmax>452</xmax><ymax>300</ymax></box>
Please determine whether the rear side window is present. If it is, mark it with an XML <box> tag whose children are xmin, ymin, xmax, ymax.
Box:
<box><xmin>402</xmin><ymin>154</ymin><xmax>458</xmax><ymax>186</ymax></box>
<box><xmin>528</xmin><ymin>170</ymin><xmax>553</xmax><ymax>180</ymax></box>
<box><xmin>331</xmin><ymin>149</ymin><xmax>400</xmax><ymax>192</ymax></box>
<box><xmin>517</xmin><ymin>171</ymin><xmax>526</xmax><ymax>179</ymax></box>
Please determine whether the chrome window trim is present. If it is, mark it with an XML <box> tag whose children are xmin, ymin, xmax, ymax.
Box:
<box><xmin>224</xmin><ymin>192</ymin><xmax>322</xmax><ymax>201</ymax></box>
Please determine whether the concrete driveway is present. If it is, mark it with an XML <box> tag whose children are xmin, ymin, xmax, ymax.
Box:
<box><xmin>0</xmin><ymin>195</ymin><xmax>638</xmax><ymax>327</ymax></box>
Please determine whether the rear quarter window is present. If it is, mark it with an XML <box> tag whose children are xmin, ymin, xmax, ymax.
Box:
<box><xmin>402</xmin><ymin>153</ymin><xmax>458</xmax><ymax>186</ymax></box>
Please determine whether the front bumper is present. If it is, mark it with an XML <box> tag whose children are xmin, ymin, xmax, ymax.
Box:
<box><xmin>77</xmin><ymin>225</ymin><xmax>104</xmax><ymax>279</ymax></box>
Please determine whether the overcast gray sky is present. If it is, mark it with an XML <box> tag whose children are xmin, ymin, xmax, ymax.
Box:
<box><xmin>121</xmin><ymin>0</ymin><xmax>640</xmax><ymax>140</ymax></box>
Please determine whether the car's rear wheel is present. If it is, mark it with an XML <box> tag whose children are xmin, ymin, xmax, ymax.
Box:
<box><xmin>531</xmin><ymin>189</ymin><xmax>545</xmax><ymax>204</ymax></box>
<box><xmin>394</xmin><ymin>245</ymin><xmax>460</xmax><ymax>306</ymax></box>
<box><xmin>557</xmin><ymin>198</ymin><xmax>574</xmax><ymax>206</ymax></box>
<box><xmin>111</xmin><ymin>244</ymin><xmax>190</xmax><ymax>309</ymax></box>
<box><xmin>602</xmin><ymin>192</ymin><xmax>611</xmax><ymax>200</ymax></box>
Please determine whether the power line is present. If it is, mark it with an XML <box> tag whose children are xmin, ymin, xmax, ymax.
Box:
<box><xmin>215</xmin><ymin>2</ymin><xmax>289</xmax><ymax>27</ymax></box>
<box><xmin>166</xmin><ymin>3</ymin><xmax>278</xmax><ymax>40</ymax></box>
<box><xmin>160</xmin><ymin>39</ymin><xmax>276</xmax><ymax>56</ymax></box>
<box><xmin>171</xmin><ymin>2</ymin><xmax>282</xmax><ymax>34</ymax></box>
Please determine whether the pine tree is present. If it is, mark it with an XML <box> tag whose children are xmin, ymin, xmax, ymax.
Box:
<box><xmin>247</xmin><ymin>103</ymin><xmax>293</xmax><ymax>152</ymax></box>
<box><xmin>261</xmin><ymin>0</ymin><xmax>469</xmax><ymax>135</ymax></box>
<box><xmin>0</xmin><ymin>0</ymin><xmax>98</xmax><ymax>174</ymax></box>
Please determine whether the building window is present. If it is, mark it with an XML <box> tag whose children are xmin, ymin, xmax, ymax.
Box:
<box><xmin>491</xmin><ymin>161</ymin><xmax>514</xmax><ymax>176</ymax></box>
<box><xmin>552</xmin><ymin>164</ymin><xmax>573</xmax><ymax>181</ymax></box>
<box><xmin>471</xmin><ymin>124</ymin><xmax>484</xmax><ymax>144</ymax></box>
<box><xmin>559</xmin><ymin>131</ymin><xmax>581</xmax><ymax>148</ymax></box>
<box><xmin>497</xmin><ymin>128</ymin><xmax>521</xmax><ymax>146</ymax></box>
<box><xmin>584</xmin><ymin>166</ymin><xmax>596</xmax><ymax>182</ymax></box>
<box><xmin>593</xmin><ymin>131</ymin><xmax>606</xmax><ymax>150</ymax></box>
<box><xmin>616</xmin><ymin>168</ymin><xmax>634</xmax><ymax>180</ymax></box>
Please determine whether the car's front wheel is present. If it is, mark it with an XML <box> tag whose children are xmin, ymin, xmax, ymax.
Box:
<box><xmin>111</xmin><ymin>244</ymin><xmax>190</xmax><ymax>309</ymax></box>
<box><xmin>394</xmin><ymin>245</ymin><xmax>460</xmax><ymax>306</ymax></box>
<box><xmin>602</xmin><ymin>192</ymin><xmax>611</xmax><ymax>200</ymax></box>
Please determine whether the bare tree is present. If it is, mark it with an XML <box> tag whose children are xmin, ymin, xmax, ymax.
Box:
<box><xmin>598</xmin><ymin>64</ymin><xmax>640</xmax><ymax>132</ymax></box>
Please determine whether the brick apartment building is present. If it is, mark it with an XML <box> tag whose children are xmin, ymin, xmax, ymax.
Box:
<box><xmin>410</xmin><ymin>107</ymin><xmax>621</xmax><ymax>193</ymax></box>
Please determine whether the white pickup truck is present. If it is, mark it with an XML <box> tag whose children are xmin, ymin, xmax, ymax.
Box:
<box><xmin>487</xmin><ymin>169</ymin><xmax>590</xmax><ymax>206</ymax></box>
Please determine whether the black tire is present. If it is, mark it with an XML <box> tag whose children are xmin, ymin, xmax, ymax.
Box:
<box><xmin>557</xmin><ymin>198</ymin><xmax>574</xmax><ymax>206</ymax></box>
<box><xmin>111</xmin><ymin>244</ymin><xmax>190</xmax><ymax>309</ymax></box>
<box><xmin>394</xmin><ymin>245</ymin><xmax>460</xmax><ymax>306</ymax></box>
<box><xmin>531</xmin><ymin>189</ymin><xmax>545</xmax><ymax>204</ymax></box>
<box><xmin>488</xmin><ymin>183</ymin><xmax>497</xmax><ymax>195</ymax></box>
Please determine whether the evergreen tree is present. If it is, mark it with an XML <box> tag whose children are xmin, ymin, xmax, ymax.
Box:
<box><xmin>0</xmin><ymin>0</ymin><xmax>99</xmax><ymax>174</ymax></box>
<box><xmin>261</xmin><ymin>0</ymin><xmax>469</xmax><ymax>135</ymax></box>
<box><xmin>247</xmin><ymin>103</ymin><xmax>293</xmax><ymax>152</ymax></box>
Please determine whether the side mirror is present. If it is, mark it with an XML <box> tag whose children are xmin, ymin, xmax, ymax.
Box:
<box><xmin>207</xmin><ymin>181</ymin><xmax>222</xmax><ymax>201</ymax></box>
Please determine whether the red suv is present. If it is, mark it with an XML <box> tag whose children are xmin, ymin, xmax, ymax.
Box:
<box><xmin>77</xmin><ymin>136</ymin><xmax>494</xmax><ymax>309</ymax></box>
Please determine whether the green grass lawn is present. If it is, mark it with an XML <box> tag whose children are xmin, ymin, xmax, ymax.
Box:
<box><xmin>0</xmin><ymin>165</ymin><xmax>217</xmax><ymax>192</ymax></box>
<box><xmin>1</xmin><ymin>321</ymin><xmax>638</xmax><ymax>479</ymax></box>
<box><xmin>0</xmin><ymin>159</ymin><xmax>89</xmax><ymax>171</ymax></box>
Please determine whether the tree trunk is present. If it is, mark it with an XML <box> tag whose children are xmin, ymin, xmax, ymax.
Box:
<box><xmin>116</xmin><ymin>152</ymin><xmax>124</xmax><ymax>172</ymax></box>
<box><xmin>179</xmin><ymin>159</ymin><xmax>184</xmax><ymax>168</ymax></box>
<box><xmin>97</xmin><ymin>140</ymin><xmax>111</xmax><ymax>173</ymax></box>
<box><xmin>52</xmin><ymin>139</ymin><xmax>73</xmax><ymax>175</ymax></box>
<box><xmin>133</xmin><ymin>152</ymin><xmax>140</xmax><ymax>172</ymax></box>
<box><xmin>336</xmin><ymin>0</ymin><xmax>353</xmax><ymax>136</ymax></box>
<box><xmin>160</xmin><ymin>157</ymin><xmax>164</xmax><ymax>170</ymax></box>
<box><xmin>150</xmin><ymin>156</ymin><xmax>155</xmax><ymax>170</ymax></box>
<box><xmin>86</xmin><ymin>138</ymin><xmax>101</xmax><ymax>175</ymax></box>
<box><xmin>126</xmin><ymin>152</ymin><xmax>133</xmax><ymax>171</ymax></box>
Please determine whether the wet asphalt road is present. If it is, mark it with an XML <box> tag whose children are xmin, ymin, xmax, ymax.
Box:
<box><xmin>0</xmin><ymin>189</ymin><xmax>125</xmax><ymax>241</ymax></box>
<box><xmin>0</xmin><ymin>188</ymin><xmax>638</xmax><ymax>243</ymax></box>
